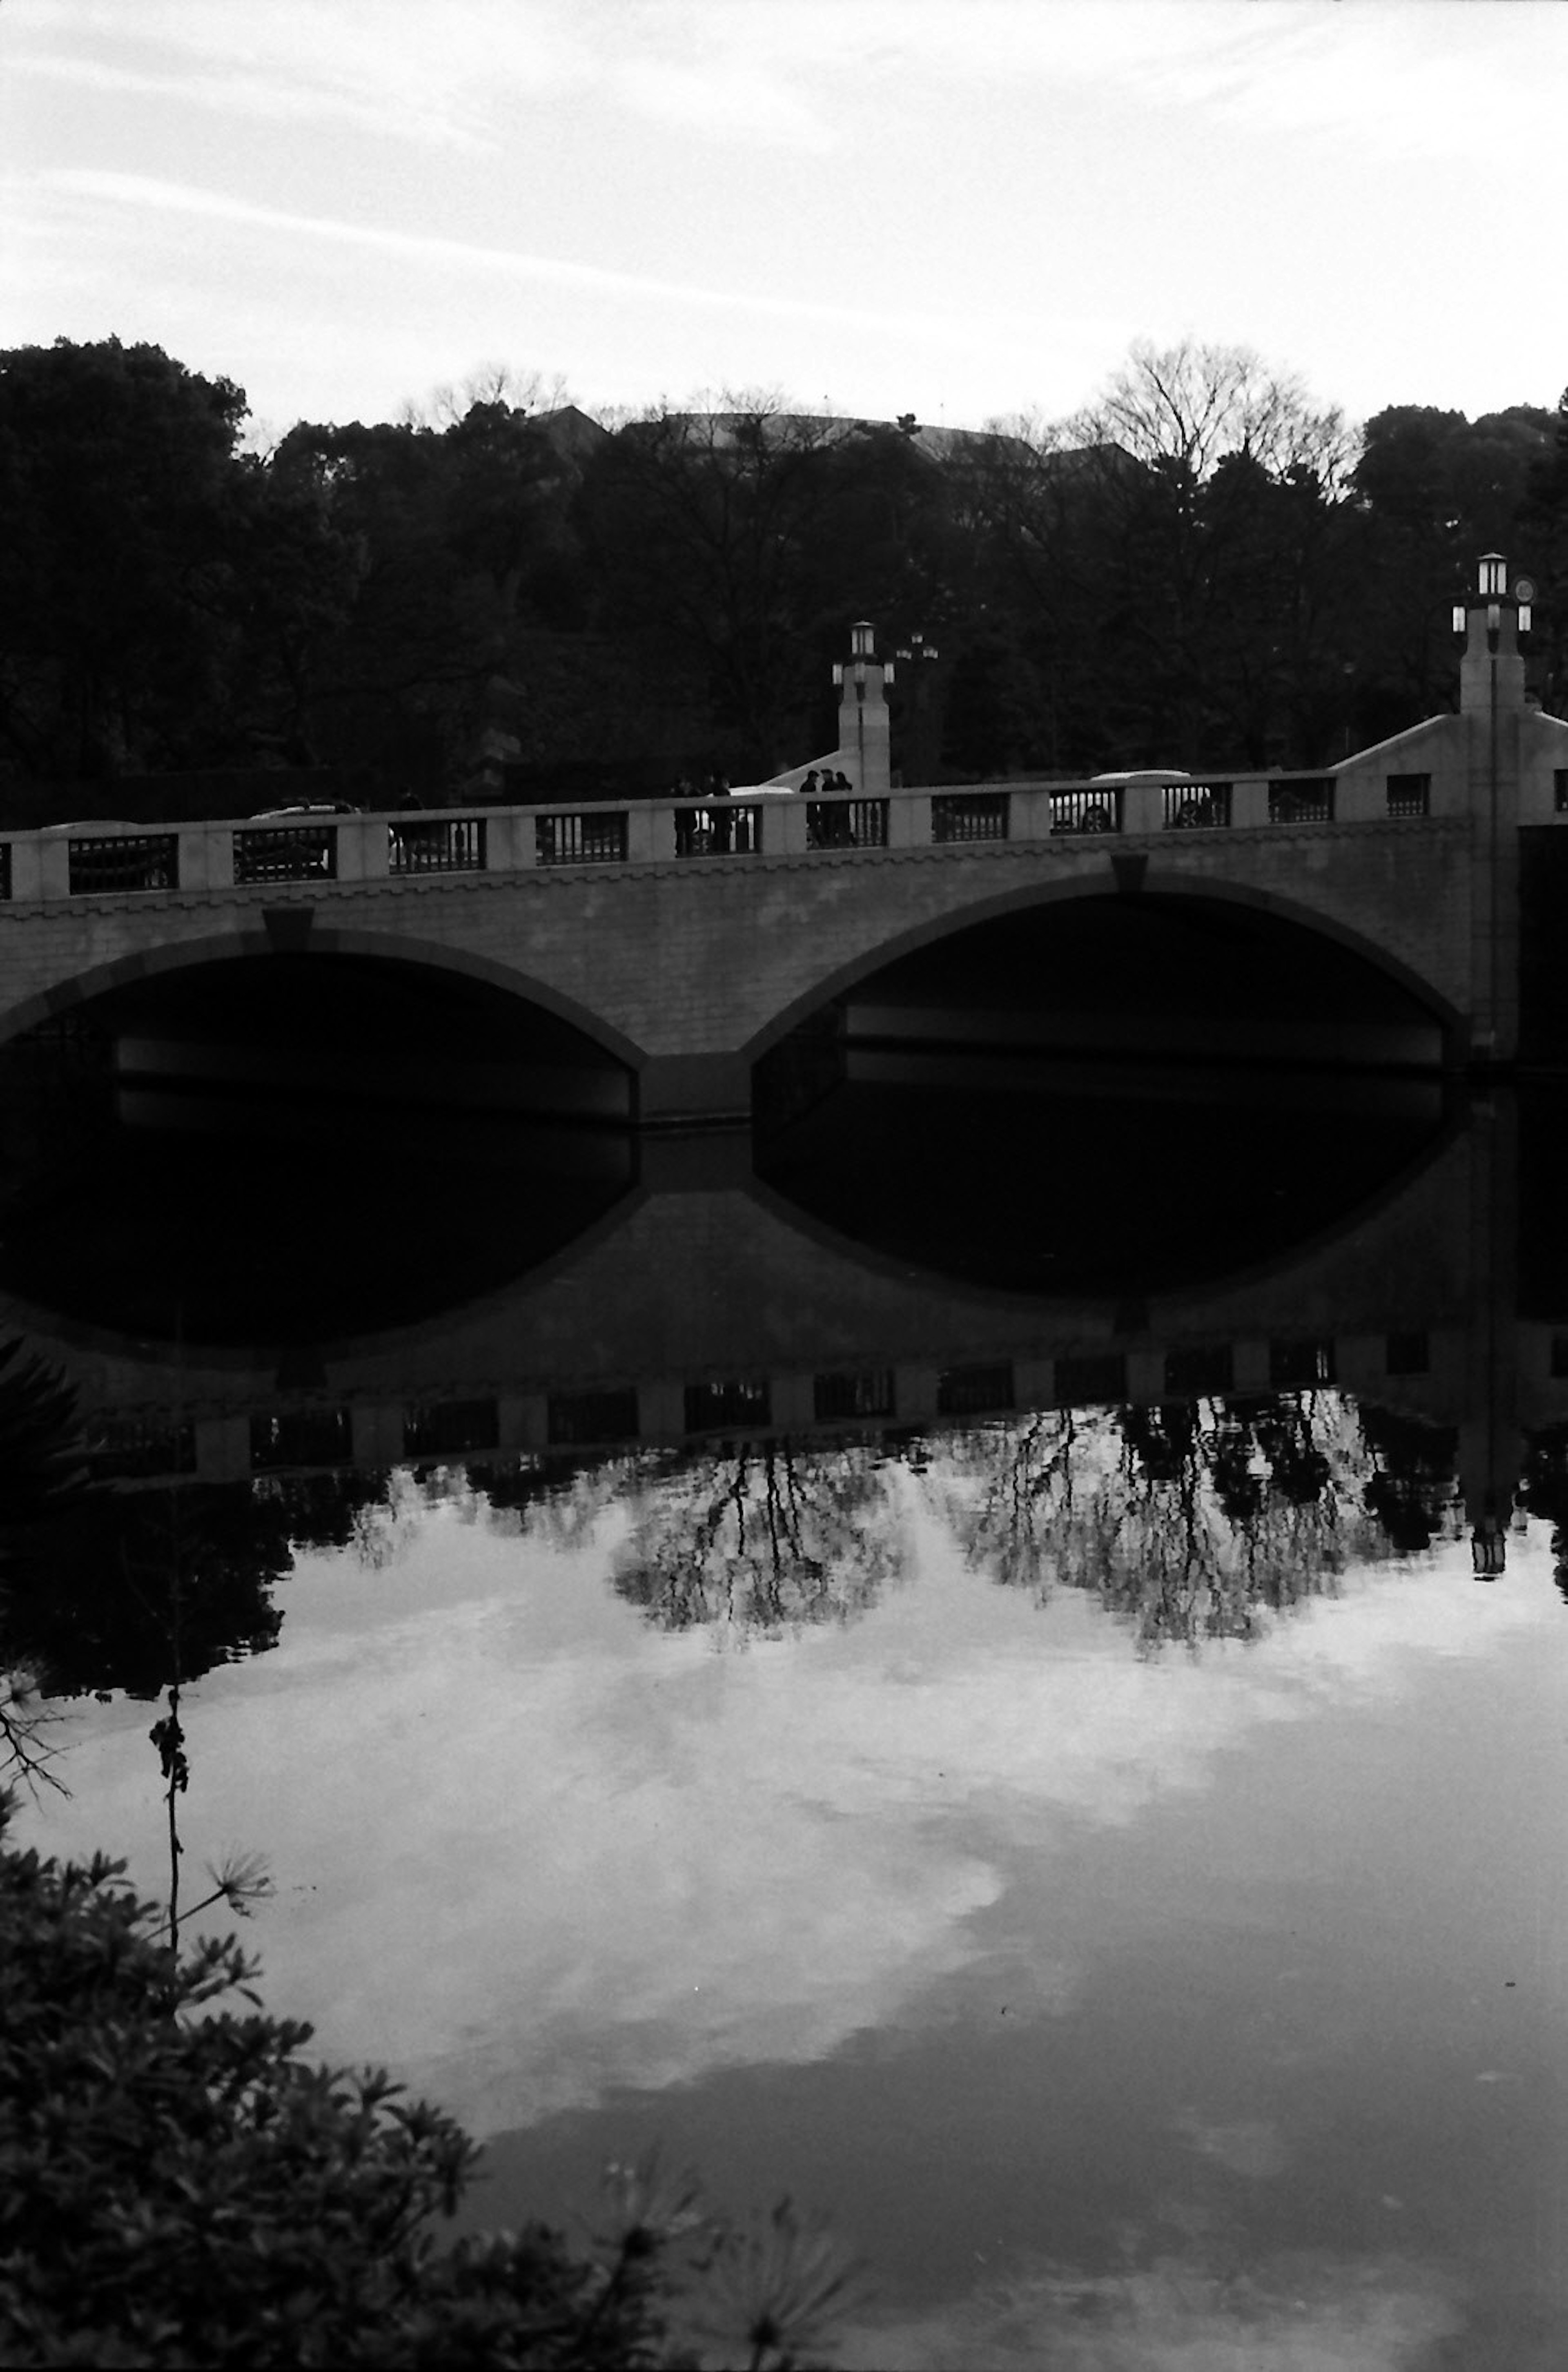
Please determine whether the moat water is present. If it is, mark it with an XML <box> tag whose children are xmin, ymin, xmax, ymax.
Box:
<box><xmin>4</xmin><ymin>1057</ymin><xmax>1567</xmax><ymax>2370</ymax></box>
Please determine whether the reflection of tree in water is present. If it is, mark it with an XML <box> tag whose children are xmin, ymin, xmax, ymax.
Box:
<box><xmin>610</xmin><ymin>1440</ymin><xmax>904</xmax><ymax>1642</ymax></box>
<box><xmin>4</xmin><ymin>1455</ymin><xmax>398</xmax><ymax>1702</ymax></box>
<box><xmin>1359</xmin><ymin>1405</ymin><xmax>1461</xmax><ymax>1554</ymax></box>
<box><xmin>929</xmin><ymin>1393</ymin><xmax>1459</xmax><ymax>1651</ymax></box>
<box><xmin>1517</xmin><ymin>1424</ymin><xmax>1568</xmax><ymax>1605</ymax></box>
<box><xmin>474</xmin><ymin>1450</ymin><xmax>675</xmax><ymax>1554</ymax></box>
<box><xmin>0</xmin><ymin>1340</ymin><xmax>89</xmax><ymax>1788</ymax></box>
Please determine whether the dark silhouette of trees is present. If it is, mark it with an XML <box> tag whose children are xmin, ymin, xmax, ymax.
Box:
<box><xmin>0</xmin><ymin>338</ymin><xmax>251</xmax><ymax>780</ymax></box>
<box><xmin>4</xmin><ymin>333</ymin><xmax>1565</xmax><ymax>807</ymax></box>
<box><xmin>1346</xmin><ymin>401</ymin><xmax>1555</xmax><ymax>739</ymax></box>
<box><xmin>1518</xmin><ymin>384</ymin><xmax>1568</xmax><ymax>715</ymax></box>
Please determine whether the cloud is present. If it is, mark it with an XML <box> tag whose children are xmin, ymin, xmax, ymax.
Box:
<box><xmin>13</xmin><ymin>0</ymin><xmax>1566</xmax><ymax>170</ymax></box>
<box><xmin>9</xmin><ymin>0</ymin><xmax>583</xmax><ymax>150</ymax></box>
<box><xmin>22</xmin><ymin>1499</ymin><xmax>1546</xmax><ymax>2146</ymax></box>
<box><xmin>27</xmin><ymin>168</ymin><xmax>1022</xmax><ymax>351</ymax></box>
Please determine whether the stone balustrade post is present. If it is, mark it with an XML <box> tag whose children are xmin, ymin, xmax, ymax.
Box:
<box><xmin>8</xmin><ymin>834</ymin><xmax>45</xmax><ymax>901</ymax></box>
<box><xmin>37</xmin><ymin>836</ymin><xmax>71</xmax><ymax>899</ymax></box>
<box><xmin>334</xmin><ymin>818</ymin><xmax>388</xmax><ymax>882</ymax></box>
<box><xmin>765</xmin><ymin>795</ymin><xmax>811</xmax><ymax>856</ymax></box>
<box><xmin>625</xmin><ymin>803</ymin><xmax>657</xmax><ymax>864</ymax></box>
<box><xmin>1010</xmin><ymin>787</ymin><xmax>1052</xmax><ymax>844</ymax></box>
<box><xmin>884</xmin><ymin>788</ymin><xmax>921</xmax><ymax>848</ymax></box>
<box><xmin>1231</xmin><ymin>778</ymin><xmax>1270</xmax><ymax>830</ymax></box>
<box><xmin>1121</xmin><ymin>781</ymin><xmax>1165</xmax><ymax>837</ymax></box>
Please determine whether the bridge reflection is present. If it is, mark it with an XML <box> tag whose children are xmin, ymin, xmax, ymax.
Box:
<box><xmin>5</xmin><ymin>1085</ymin><xmax>1567</xmax><ymax>1724</ymax></box>
<box><xmin>0</xmin><ymin>1089</ymin><xmax>1553</xmax><ymax>1569</ymax></box>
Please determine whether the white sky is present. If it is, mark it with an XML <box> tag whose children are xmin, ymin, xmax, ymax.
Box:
<box><xmin>5</xmin><ymin>0</ymin><xmax>1566</xmax><ymax>445</ymax></box>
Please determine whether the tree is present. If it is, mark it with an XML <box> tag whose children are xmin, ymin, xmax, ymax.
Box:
<box><xmin>1061</xmin><ymin>340</ymin><xmax>1358</xmax><ymax>767</ymax></box>
<box><xmin>1349</xmin><ymin>401</ymin><xmax>1555</xmax><ymax>736</ymax></box>
<box><xmin>1517</xmin><ymin>385</ymin><xmax>1568</xmax><ymax>715</ymax></box>
<box><xmin>0</xmin><ymin>1812</ymin><xmax>853</xmax><ymax>2368</ymax></box>
<box><xmin>0</xmin><ymin>338</ymin><xmax>252</xmax><ymax>779</ymax></box>
<box><xmin>576</xmin><ymin>400</ymin><xmax>853</xmax><ymax>774</ymax></box>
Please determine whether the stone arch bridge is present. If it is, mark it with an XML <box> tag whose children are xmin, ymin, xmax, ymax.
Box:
<box><xmin>0</xmin><ymin>773</ymin><xmax>1523</xmax><ymax>1125</ymax></box>
<box><xmin>3</xmin><ymin>576</ymin><xmax>1566</xmax><ymax>1118</ymax></box>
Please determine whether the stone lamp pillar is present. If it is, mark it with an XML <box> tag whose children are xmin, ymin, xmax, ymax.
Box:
<box><xmin>1454</xmin><ymin>553</ymin><xmax>1532</xmax><ymax>1066</ymax></box>
<box><xmin>832</xmin><ymin>620</ymin><xmax>893</xmax><ymax>797</ymax></box>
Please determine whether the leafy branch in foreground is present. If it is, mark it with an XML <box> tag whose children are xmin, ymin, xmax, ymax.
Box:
<box><xmin>0</xmin><ymin>1802</ymin><xmax>855</xmax><ymax>2369</ymax></box>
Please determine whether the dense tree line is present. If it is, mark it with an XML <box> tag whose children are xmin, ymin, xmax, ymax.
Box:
<box><xmin>2</xmin><ymin>329</ymin><xmax>1566</xmax><ymax>809</ymax></box>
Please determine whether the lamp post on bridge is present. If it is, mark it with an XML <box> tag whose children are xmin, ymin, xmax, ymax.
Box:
<box><xmin>892</xmin><ymin>629</ymin><xmax>940</xmax><ymax>788</ymax></box>
<box><xmin>1452</xmin><ymin>551</ymin><xmax>1531</xmax><ymax>1069</ymax></box>
<box><xmin>831</xmin><ymin>621</ymin><xmax>893</xmax><ymax>798</ymax></box>
<box><xmin>1450</xmin><ymin>555</ymin><xmax>1533</xmax><ymax>1575</ymax></box>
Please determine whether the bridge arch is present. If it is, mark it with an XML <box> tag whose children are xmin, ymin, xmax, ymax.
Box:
<box><xmin>0</xmin><ymin>917</ymin><xmax>650</xmax><ymax>1075</ymax></box>
<box><xmin>740</xmin><ymin>867</ymin><xmax>1468</xmax><ymax>1066</ymax></box>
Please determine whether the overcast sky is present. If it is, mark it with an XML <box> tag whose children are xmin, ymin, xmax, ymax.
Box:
<box><xmin>6</xmin><ymin>0</ymin><xmax>1566</xmax><ymax>447</ymax></box>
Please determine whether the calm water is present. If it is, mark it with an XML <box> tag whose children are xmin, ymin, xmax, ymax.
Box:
<box><xmin>5</xmin><ymin>1062</ymin><xmax>1568</xmax><ymax>2370</ymax></box>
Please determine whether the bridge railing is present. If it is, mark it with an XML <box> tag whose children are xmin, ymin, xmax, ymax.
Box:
<box><xmin>1164</xmin><ymin>780</ymin><xmax>1233</xmax><ymax>829</ymax></box>
<box><xmin>1267</xmin><ymin>776</ymin><xmax>1335</xmax><ymax>825</ymax></box>
<box><xmin>75</xmin><ymin>1319</ymin><xmax>1461</xmax><ymax>1488</ymax></box>
<box><xmin>233</xmin><ymin>821</ymin><xmax>336</xmax><ymax>885</ymax></box>
<box><xmin>1048</xmin><ymin>787</ymin><xmax>1121</xmax><ymax>836</ymax></box>
<box><xmin>0</xmin><ymin>759</ymin><xmax>1500</xmax><ymax>906</ymax></box>
<box><xmin>673</xmin><ymin>801</ymin><xmax>764</xmax><ymax>857</ymax></box>
<box><xmin>932</xmin><ymin>791</ymin><xmax>1010</xmax><ymax>843</ymax></box>
<box><xmin>390</xmin><ymin>814</ymin><xmax>487</xmax><ymax>874</ymax></box>
<box><xmin>535</xmin><ymin>809</ymin><xmax>629</xmax><ymax>865</ymax></box>
<box><xmin>806</xmin><ymin>795</ymin><xmax>888</xmax><ymax>849</ymax></box>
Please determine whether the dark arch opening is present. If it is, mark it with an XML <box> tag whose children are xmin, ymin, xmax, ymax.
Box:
<box><xmin>0</xmin><ymin>952</ymin><xmax>635</xmax><ymax>1347</ymax></box>
<box><xmin>754</xmin><ymin>893</ymin><xmax>1457</xmax><ymax>1297</ymax></box>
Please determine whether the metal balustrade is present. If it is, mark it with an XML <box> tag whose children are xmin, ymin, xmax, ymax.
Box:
<box><xmin>87</xmin><ymin>1420</ymin><xmax>196</xmax><ymax>1480</ymax></box>
<box><xmin>1049</xmin><ymin>787</ymin><xmax>1120</xmax><ymax>836</ymax></box>
<box><xmin>684</xmin><ymin>1378</ymin><xmax>771</xmax><ymax>1432</ymax></box>
<box><xmin>68</xmin><ymin>833</ymin><xmax>178</xmax><ymax>894</ymax></box>
<box><xmin>1055</xmin><ymin>1352</ymin><xmax>1128</xmax><ymax>1404</ymax></box>
<box><xmin>1385</xmin><ymin>773</ymin><xmax>1430</xmax><ymax>819</ymax></box>
<box><xmin>807</xmin><ymin>796</ymin><xmax>888</xmax><ymax>850</ymax></box>
<box><xmin>936</xmin><ymin>1360</ymin><xmax>1015</xmax><ymax>1415</ymax></box>
<box><xmin>674</xmin><ymin>803</ymin><xmax>764</xmax><ymax>857</ymax></box>
<box><xmin>250</xmin><ymin>1409</ymin><xmax>352</xmax><ymax>1470</ymax></box>
<box><xmin>536</xmin><ymin>809</ymin><xmax>628</xmax><ymax>865</ymax></box>
<box><xmin>0</xmin><ymin>843</ymin><xmax>9</xmax><ymax>901</ymax></box>
<box><xmin>813</xmin><ymin>1369</ymin><xmax>895</xmax><ymax>1421</ymax></box>
<box><xmin>390</xmin><ymin>814</ymin><xmax>486</xmax><ymax>874</ymax></box>
<box><xmin>933</xmin><ymin>792</ymin><xmax>1010</xmax><ymax>844</ymax></box>
<box><xmin>548</xmin><ymin>1386</ymin><xmax>640</xmax><ymax>1445</ymax></box>
<box><xmin>234</xmin><ymin>823</ymin><xmax>336</xmax><ymax>885</ymax></box>
<box><xmin>1270</xmin><ymin>1338</ymin><xmax>1336</xmax><ymax>1387</ymax></box>
<box><xmin>1163</xmin><ymin>1344</ymin><xmax>1234</xmax><ymax>1397</ymax></box>
<box><xmin>1268</xmin><ymin>778</ymin><xmax>1335</xmax><ymax>825</ymax></box>
<box><xmin>403</xmin><ymin>1398</ymin><xmax>499</xmax><ymax>1458</ymax></box>
<box><xmin>1163</xmin><ymin>781</ymin><xmax>1232</xmax><ymax>829</ymax></box>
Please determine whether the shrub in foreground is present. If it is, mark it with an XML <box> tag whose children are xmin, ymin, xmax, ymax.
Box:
<box><xmin>0</xmin><ymin>1813</ymin><xmax>851</xmax><ymax>2368</ymax></box>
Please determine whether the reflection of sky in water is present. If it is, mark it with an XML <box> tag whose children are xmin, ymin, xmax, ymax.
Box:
<box><xmin>21</xmin><ymin>1446</ymin><xmax>1568</xmax><ymax>2369</ymax></box>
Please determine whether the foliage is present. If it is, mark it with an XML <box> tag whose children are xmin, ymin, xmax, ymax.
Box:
<box><xmin>0</xmin><ymin>1810</ymin><xmax>852</xmax><ymax>2369</ymax></box>
<box><xmin>0</xmin><ymin>338</ymin><xmax>252</xmax><ymax>780</ymax></box>
<box><xmin>3</xmin><ymin>331</ymin><xmax>1565</xmax><ymax>803</ymax></box>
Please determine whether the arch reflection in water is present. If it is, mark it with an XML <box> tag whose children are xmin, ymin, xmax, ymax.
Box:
<box><xmin>754</xmin><ymin>893</ymin><xmax>1452</xmax><ymax>1297</ymax></box>
<box><xmin>0</xmin><ymin>952</ymin><xmax>635</xmax><ymax>1345</ymax></box>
